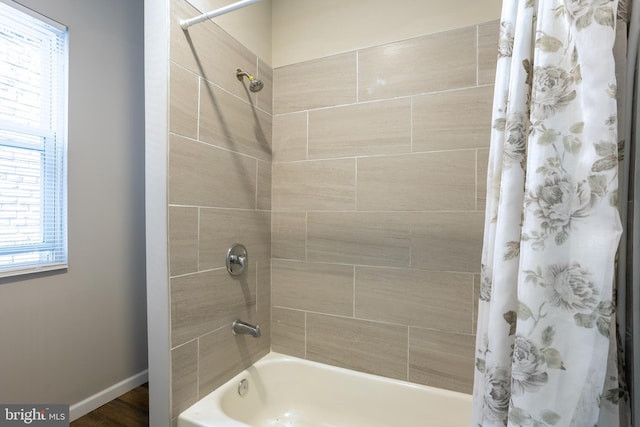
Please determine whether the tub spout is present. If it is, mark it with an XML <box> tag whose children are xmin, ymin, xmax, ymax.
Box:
<box><xmin>231</xmin><ymin>320</ymin><xmax>261</xmax><ymax>338</ymax></box>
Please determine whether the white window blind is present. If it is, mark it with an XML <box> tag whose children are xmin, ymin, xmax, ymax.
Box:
<box><xmin>0</xmin><ymin>0</ymin><xmax>67</xmax><ymax>277</ymax></box>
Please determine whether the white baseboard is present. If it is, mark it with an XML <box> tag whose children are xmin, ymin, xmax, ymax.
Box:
<box><xmin>69</xmin><ymin>369</ymin><xmax>149</xmax><ymax>421</ymax></box>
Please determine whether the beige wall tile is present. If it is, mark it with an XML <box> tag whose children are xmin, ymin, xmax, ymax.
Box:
<box><xmin>199</xmin><ymin>208</ymin><xmax>270</xmax><ymax>271</ymax></box>
<box><xmin>306</xmin><ymin>313</ymin><xmax>408</xmax><ymax>380</ymax></box>
<box><xmin>271</xmin><ymin>307</ymin><xmax>306</xmax><ymax>358</ymax></box>
<box><xmin>272</xmin><ymin>211</ymin><xmax>306</xmax><ymax>260</ymax></box>
<box><xmin>169</xmin><ymin>0</ymin><xmax>199</xmax><ymax>72</ymax></box>
<box><xmin>409</xmin><ymin>328</ymin><xmax>475</xmax><ymax>393</ymax></box>
<box><xmin>412</xmin><ymin>86</ymin><xmax>493</xmax><ymax>152</ymax></box>
<box><xmin>307</xmin><ymin>212</ymin><xmax>411</xmax><ymax>267</ymax></box>
<box><xmin>169</xmin><ymin>206</ymin><xmax>198</xmax><ymax>277</ymax></box>
<box><xmin>477</xmin><ymin>148</ymin><xmax>490</xmax><ymax>211</ymax></box>
<box><xmin>257</xmin><ymin>160</ymin><xmax>272</xmax><ymax>211</ymax></box>
<box><xmin>355</xmin><ymin>267</ymin><xmax>473</xmax><ymax>333</ymax></box>
<box><xmin>169</xmin><ymin>62</ymin><xmax>199</xmax><ymax>139</ymax></box>
<box><xmin>199</xmin><ymin>80</ymin><xmax>272</xmax><ymax>162</ymax></box>
<box><xmin>170</xmin><ymin>268</ymin><xmax>256</xmax><ymax>347</ymax></box>
<box><xmin>359</xmin><ymin>27</ymin><xmax>477</xmax><ymax>101</ymax></box>
<box><xmin>308</xmin><ymin>98</ymin><xmax>411</xmax><ymax>159</ymax></box>
<box><xmin>272</xmin><ymin>260</ymin><xmax>354</xmax><ymax>316</ymax></box>
<box><xmin>273</xmin><ymin>112</ymin><xmax>308</xmax><ymax>162</ymax></box>
<box><xmin>171</xmin><ymin>341</ymin><xmax>198</xmax><ymax>418</ymax></box>
<box><xmin>357</xmin><ymin>151</ymin><xmax>476</xmax><ymax>211</ymax></box>
<box><xmin>170</xmin><ymin>0</ymin><xmax>257</xmax><ymax>100</ymax></box>
<box><xmin>257</xmin><ymin>261</ymin><xmax>271</xmax><ymax>315</ymax></box>
<box><xmin>473</xmin><ymin>274</ymin><xmax>481</xmax><ymax>333</ymax></box>
<box><xmin>274</xmin><ymin>52</ymin><xmax>357</xmax><ymax>114</ymax></box>
<box><xmin>411</xmin><ymin>211</ymin><xmax>484</xmax><ymax>273</ymax></box>
<box><xmin>198</xmin><ymin>324</ymin><xmax>269</xmax><ymax>397</ymax></box>
<box><xmin>272</xmin><ymin>159</ymin><xmax>356</xmax><ymax>211</ymax></box>
<box><xmin>257</xmin><ymin>59</ymin><xmax>273</xmax><ymax>115</ymax></box>
<box><xmin>169</xmin><ymin>134</ymin><xmax>257</xmax><ymax>208</ymax></box>
<box><xmin>478</xmin><ymin>20</ymin><xmax>500</xmax><ymax>86</ymax></box>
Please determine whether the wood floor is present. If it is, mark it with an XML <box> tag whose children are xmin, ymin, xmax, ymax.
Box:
<box><xmin>70</xmin><ymin>383</ymin><xmax>149</xmax><ymax>427</ymax></box>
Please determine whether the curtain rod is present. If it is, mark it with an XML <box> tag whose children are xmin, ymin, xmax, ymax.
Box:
<box><xmin>180</xmin><ymin>0</ymin><xmax>262</xmax><ymax>30</ymax></box>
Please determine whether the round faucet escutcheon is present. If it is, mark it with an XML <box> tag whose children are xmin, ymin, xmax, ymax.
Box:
<box><xmin>226</xmin><ymin>243</ymin><xmax>248</xmax><ymax>276</ymax></box>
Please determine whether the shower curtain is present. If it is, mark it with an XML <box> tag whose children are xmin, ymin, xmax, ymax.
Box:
<box><xmin>622</xmin><ymin>1</ymin><xmax>640</xmax><ymax>425</ymax></box>
<box><xmin>472</xmin><ymin>0</ymin><xmax>625</xmax><ymax>425</ymax></box>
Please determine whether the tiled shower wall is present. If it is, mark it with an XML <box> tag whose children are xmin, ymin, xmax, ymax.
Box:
<box><xmin>271</xmin><ymin>21</ymin><xmax>499</xmax><ymax>394</ymax></box>
<box><xmin>167</xmin><ymin>0</ymin><xmax>272</xmax><ymax>419</ymax></box>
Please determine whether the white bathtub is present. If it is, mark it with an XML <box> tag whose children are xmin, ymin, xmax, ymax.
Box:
<box><xmin>178</xmin><ymin>352</ymin><xmax>472</xmax><ymax>427</ymax></box>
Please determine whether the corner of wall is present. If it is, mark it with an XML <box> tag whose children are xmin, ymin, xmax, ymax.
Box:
<box><xmin>144</xmin><ymin>0</ymin><xmax>172</xmax><ymax>425</ymax></box>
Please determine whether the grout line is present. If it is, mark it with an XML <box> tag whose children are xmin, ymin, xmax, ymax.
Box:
<box><xmin>168</xmin><ymin>131</ymin><xmax>268</xmax><ymax>163</ymax></box>
<box><xmin>272</xmin><ymin>83</ymin><xmax>494</xmax><ymax>118</ymax></box>
<box><xmin>271</xmin><ymin>308</ymin><xmax>411</xmax><ymax>328</ymax></box>
<box><xmin>170</xmin><ymin>266</ymin><xmax>227</xmax><ymax>280</ymax></box>
<box><xmin>170</xmin><ymin>204</ymin><xmax>272</xmax><ymax>212</ymax></box>
<box><xmin>255</xmin><ymin>161</ymin><xmax>259</xmax><ymax>209</ymax></box>
<box><xmin>304</xmin><ymin>311</ymin><xmax>307</xmax><ymax>359</ymax></box>
<box><xmin>271</xmin><ymin>146</ymin><xmax>481</xmax><ymax>164</ymax></box>
<box><xmin>170</xmin><ymin>337</ymin><xmax>199</xmax><ymax>352</ymax></box>
<box><xmin>269</xmin><ymin>208</ymin><xmax>481</xmax><ymax>214</ymax></box>
<box><xmin>269</xmin><ymin>258</ymin><xmax>480</xmax><ymax>276</ymax></box>
<box><xmin>271</xmin><ymin>306</ymin><xmax>478</xmax><ymax>336</ymax></box>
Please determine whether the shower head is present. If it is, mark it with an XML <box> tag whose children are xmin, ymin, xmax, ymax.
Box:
<box><xmin>236</xmin><ymin>68</ymin><xmax>264</xmax><ymax>93</ymax></box>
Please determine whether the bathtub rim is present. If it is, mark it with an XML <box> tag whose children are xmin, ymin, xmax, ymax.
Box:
<box><xmin>177</xmin><ymin>351</ymin><xmax>472</xmax><ymax>426</ymax></box>
<box><xmin>255</xmin><ymin>351</ymin><xmax>472</xmax><ymax>399</ymax></box>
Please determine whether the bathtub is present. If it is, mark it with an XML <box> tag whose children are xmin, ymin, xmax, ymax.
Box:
<box><xmin>178</xmin><ymin>352</ymin><xmax>472</xmax><ymax>427</ymax></box>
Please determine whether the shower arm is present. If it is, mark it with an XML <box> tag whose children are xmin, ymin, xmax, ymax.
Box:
<box><xmin>180</xmin><ymin>0</ymin><xmax>262</xmax><ymax>30</ymax></box>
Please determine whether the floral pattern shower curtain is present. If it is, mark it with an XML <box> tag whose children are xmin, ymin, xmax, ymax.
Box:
<box><xmin>472</xmin><ymin>0</ymin><xmax>624</xmax><ymax>426</ymax></box>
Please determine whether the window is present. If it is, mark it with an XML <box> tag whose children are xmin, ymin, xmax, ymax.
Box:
<box><xmin>0</xmin><ymin>0</ymin><xmax>67</xmax><ymax>277</ymax></box>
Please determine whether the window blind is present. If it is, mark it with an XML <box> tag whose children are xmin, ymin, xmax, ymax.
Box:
<box><xmin>0</xmin><ymin>0</ymin><xmax>67</xmax><ymax>277</ymax></box>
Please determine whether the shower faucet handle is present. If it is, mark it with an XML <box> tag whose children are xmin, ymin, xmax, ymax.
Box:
<box><xmin>226</xmin><ymin>243</ymin><xmax>248</xmax><ymax>276</ymax></box>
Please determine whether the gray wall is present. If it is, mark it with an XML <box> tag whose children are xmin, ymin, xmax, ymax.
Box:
<box><xmin>0</xmin><ymin>0</ymin><xmax>147</xmax><ymax>411</ymax></box>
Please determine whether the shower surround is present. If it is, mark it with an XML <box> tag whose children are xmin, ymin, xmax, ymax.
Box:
<box><xmin>165</xmin><ymin>0</ymin><xmax>497</xmax><ymax>420</ymax></box>
<box><xmin>271</xmin><ymin>21</ymin><xmax>498</xmax><ymax>393</ymax></box>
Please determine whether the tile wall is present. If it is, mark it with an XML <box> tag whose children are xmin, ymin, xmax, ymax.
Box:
<box><xmin>165</xmin><ymin>2</ymin><xmax>498</xmax><ymax>416</ymax></box>
<box><xmin>271</xmin><ymin>21</ymin><xmax>499</xmax><ymax>394</ymax></box>
<box><xmin>167</xmin><ymin>0</ymin><xmax>272</xmax><ymax>419</ymax></box>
